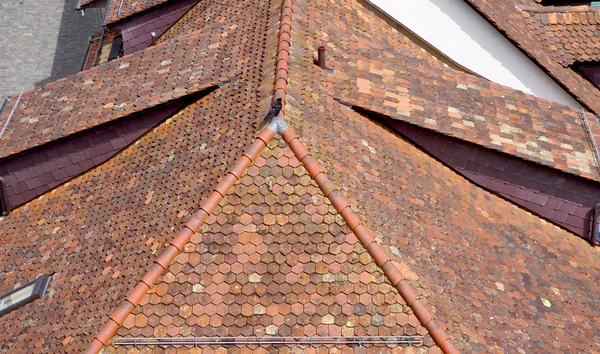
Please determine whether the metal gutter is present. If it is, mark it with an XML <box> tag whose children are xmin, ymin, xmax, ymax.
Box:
<box><xmin>581</xmin><ymin>109</ymin><xmax>600</xmax><ymax>173</ymax></box>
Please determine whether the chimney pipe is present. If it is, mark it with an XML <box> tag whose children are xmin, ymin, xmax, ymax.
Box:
<box><xmin>318</xmin><ymin>46</ymin><xmax>327</xmax><ymax>69</ymax></box>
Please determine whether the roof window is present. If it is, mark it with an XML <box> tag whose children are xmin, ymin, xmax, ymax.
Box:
<box><xmin>0</xmin><ymin>275</ymin><xmax>52</xmax><ymax>316</ymax></box>
<box><xmin>108</xmin><ymin>35</ymin><xmax>124</xmax><ymax>61</ymax></box>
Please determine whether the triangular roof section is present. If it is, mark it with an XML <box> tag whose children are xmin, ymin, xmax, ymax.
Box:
<box><xmin>465</xmin><ymin>0</ymin><xmax>600</xmax><ymax>115</ymax></box>
<box><xmin>87</xmin><ymin>118</ymin><xmax>458</xmax><ymax>354</ymax></box>
<box><xmin>86</xmin><ymin>0</ymin><xmax>458</xmax><ymax>351</ymax></box>
<box><xmin>295</xmin><ymin>0</ymin><xmax>600</xmax><ymax>182</ymax></box>
<box><xmin>108</xmin><ymin>128</ymin><xmax>433</xmax><ymax>351</ymax></box>
<box><xmin>2</xmin><ymin>0</ymin><xmax>600</xmax><ymax>353</ymax></box>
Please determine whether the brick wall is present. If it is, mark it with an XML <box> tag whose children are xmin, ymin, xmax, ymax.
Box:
<box><xmin>384</xmin><ymin>119</ymin><xmax>600</xmax><ymax>242</ymax></box>
<box><xmin>0</xmin><ymin>101</ymin><xmax>186</xmax><ymax>211</ymax></box>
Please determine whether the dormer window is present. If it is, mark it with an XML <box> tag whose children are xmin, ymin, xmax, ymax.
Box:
<box><xmin>108</xmin><ymin>35</ymin><xmax>124</xmax><ymax>61</ymax></box>
<box><xmin>0</xmin><ymin>275</ymin><xmax>52</xmax><ymax>316</ymax></box>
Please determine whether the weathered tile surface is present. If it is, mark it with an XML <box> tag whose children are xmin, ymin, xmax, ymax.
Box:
<box><xmin>2</xmin><ymin>0</ymin><xmax>600</xmax><ymax>354</ymax></box>
<box><xmin>0</xmin><ymin>5</ymin><xmax>254</xmax><ymax>160</ymax></box>
<box><xmin>109</xmin><ymin>140</ymin><xmax>432</xmax><ymax>353</ymax></box>
<box><xmin>285</xmin><ymin>1</ymin><xmax>600</xmax><ymax>352</ymax></box>
<box><xmin>466</xmin><ymin>0</ymin><xmax>600</xmax><ymax>116</ymax></box>
<box><xmin>0</xmin><ymin>0</ymin><xmax>277</xmax><ymax>351</ymax></box>
<box><xmin>525</xmin><ymin>6</ymin><xmax>600</xmax><ymax>66</ymax></box>
<box><xmin>293</xmin><ymin>0</ymin><xmax>600</xmax><ymax>182</ymax></box>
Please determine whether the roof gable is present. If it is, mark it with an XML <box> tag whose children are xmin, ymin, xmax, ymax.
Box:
<box><xmin>108</xmin><ymin>137</ymin><xmax>435</xmax><ymax>351</ymax></box>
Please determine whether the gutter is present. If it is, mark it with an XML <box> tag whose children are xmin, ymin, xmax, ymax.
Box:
<box><xmin>593</xmin><ymin>203</ymin><xmax>600</xmax><ymax>246</ymax></box>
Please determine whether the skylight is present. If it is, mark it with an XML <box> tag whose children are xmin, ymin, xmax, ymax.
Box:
<box><xmin>0</xmin><ymin>275</ymin><xmax>52</xmax><ymax>316</ymax></box>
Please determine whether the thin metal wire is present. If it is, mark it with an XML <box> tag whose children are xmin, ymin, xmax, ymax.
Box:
<box><xmin>117</xmin><ymin>0</ymin><xmax>125</xmax><ymax>17</ymax></box>
<box><xmin>581</xmin><ymin>109</ymin><xmax>600</xmax><ymax>171</ymax></box>
<box><xmin>0</xmin><ymin>88</ymin><xmax>24</xmax><ymax>139</ymax></box>
<box><xmin>114</xmin><ymin>335</ymin><xmax>424</xmax><ymax>347</ymax></box>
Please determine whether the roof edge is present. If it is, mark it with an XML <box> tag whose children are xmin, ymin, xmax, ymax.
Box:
<box><xmin>279</xmin><ymin>127</ymin><xmax>460</xmax><ymax>353</ymax></box>
<box><xmin>359</xmin><ymin>0</ymin><xmax>481</xmax><ymax>77</ymax></box>
<box><xmin>464</xmin><ymin>1</ymin><xmax>596</xmax><ymax>114</ymax></box>
<box><xmin>519</xmin><ymin>4</ymin><xmax>600</xmax><ymax>13</ymax></box>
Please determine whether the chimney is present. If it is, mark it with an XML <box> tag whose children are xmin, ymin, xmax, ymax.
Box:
<box><xmin>318</xmin><ymin>46</ymin><xmax>327</xmax><ymax>70</ymax></box>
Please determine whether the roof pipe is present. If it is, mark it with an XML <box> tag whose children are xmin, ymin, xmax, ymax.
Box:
<box><xmin>318</xmin><ymin>46</ymin><xmax>327</xmax><ymax>70</ymax></box>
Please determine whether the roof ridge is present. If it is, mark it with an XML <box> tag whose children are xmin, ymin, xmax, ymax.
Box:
<box><xmin>85</xmin><ymin>1</ymin><xmax>296</xmax><ymax>351</ymax></box>
<box><xmin>87</xmin><ymin>1</ymin><xmax>457</xmax><ymax>351</ymax></box>
<box><xmin>273</xmin><ymin>0</ymin><xmax>293</xmax><ymax>111</ymax></box>
<box><xmin>278</xmin><ymin>128</ymin><xmax>460</xmax><ymax>354</ymax></box>
<box><xmin>519</xmin><ymin>4</ymin><xmax>600</xmax><ymax>13</ymax></box>
<box><xmin>84</xmin><ymin>126</ymin><xmax>277</xmax><ymax>354</ymax></box>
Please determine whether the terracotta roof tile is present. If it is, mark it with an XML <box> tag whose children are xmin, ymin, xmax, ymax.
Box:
<box><xmin>294</xmin><ymin>0</ymin><xmax>600</xmax><ymax>182</ymax></box>
<box><xmin>0</xmin><ymin>0</ymin><xmax>278</xmax><ymax>351</ymax></box>
<box><xmin>0</xmin><ymin>29</ymin><xmax>239</xmax><ymax>160</ymax></box>
<box><xmin>466</xmin><ymin>0</ymin><xmax>600</xmax><ymax>115</ymax></box>
<box><xmin>108</xmin><ymin>139</ymin><xmax>435</xmax><ymax>352</ymax></box>
<box><xmin>89</xmin><ymin>0</ymin><xmax>453</xmax><ymax>350</ymax></box>
<box><xmin>280</xmin><ymin>87</ymin><xmax>600</xmax><ymax>352</ymax></box>
<box><xmin>282</xmin><ymin>0</ymin><xmax>600</xmax><ymax>352</ymax></box>
<box><xmin>524</xmin><ymin>6</ymin><xmax>600</xmax><ymax>66</ymax></box>
<box><xmin>2</xmin><ymin>1</ymin><xmax>600</xmax><ymax>354</ymax></box>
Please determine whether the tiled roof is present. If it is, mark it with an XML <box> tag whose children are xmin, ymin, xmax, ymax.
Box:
<box><xmin>87</xmin><ymin>0</ymin><xmax>457</xmax><ymax>351</ymax></box>
<box><xmin>283</xmin><ymin>88</ymin><xmax>600</xmax><ymax>353</ymax></box>
<box><xmin>465</xmin><ymin>0</ymin><xmax>600</xmax><ymax>115</ymax></box>
<box><xmin>286</xmin><ymin>1</ymin><xmax>600</xmax><ymax>351</ymax></box>
<box><xmin>524</xmin><ymin>6</ymin><xmax>600</xmax><ymax>66</ymax></box>
<box><xmin>108</xmin><ymin>137</ymin><xmax>437</xmax><ymax>351</ymax></box>
<box><xmin>298</xmin><ymin>0</ymin><xmax>600</xmax><ymax>182</ymax></box>
<box><xmin>0</xmin><ymin>20</ymin><xmax>243</xmax><ymax>160</ymax></box>
<box><xmin>1</xmin><ymin>0</ymin><xmax>600</xmax><ymax>353</ymax></box>
<box><xmin>0</xmin><ymin>0</ymin><xmax>277</xmax><ymax>351</ymax></box>
<box><xmin>105</xmin><ymin>0</ymin><xmax>175</xmax><ymax>25</ymax></box>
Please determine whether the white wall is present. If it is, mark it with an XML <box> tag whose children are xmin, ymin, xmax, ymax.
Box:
<box><xmin>371</xmin><ymin>0</ymin><xmax>582</xmax><ymax>109</ymax></box>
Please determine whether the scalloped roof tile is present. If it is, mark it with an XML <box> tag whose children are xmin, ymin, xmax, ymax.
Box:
<box><xmin>1</xmin><ymin>0</ymin><xmax>600</xmax><ymax>353</ymax></box>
